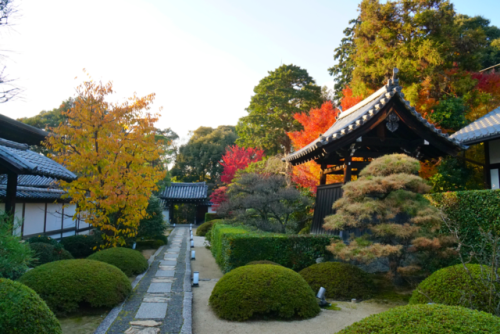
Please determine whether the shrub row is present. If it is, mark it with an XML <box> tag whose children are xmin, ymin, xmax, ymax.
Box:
<box><xmin>29</xmin><ymin>243</ymin><xmax>73</xmax><ymax>267</ymax></box>
<box><xmin>87</xmin><ymin>247</ymin><xmax>148</xmax><ymax>276</ymax></box>
<box><xmin>204</xmin><ymin>213</ymin><xmax>218</xmax><ymax>223</ymax></box>
<box><xmin>426</xmin><ymin>190</ymin><xmax>500</xmax><ymax>253</ymax></box>
<box><xmin>210</xmin><ymin>224</ymin><xmax>330</xmax><ymax>273</ymax></box>
<box><xmin>196</xmin><ymin>220</ymin><xmax>215</xmax><ymax>236</ymax></box>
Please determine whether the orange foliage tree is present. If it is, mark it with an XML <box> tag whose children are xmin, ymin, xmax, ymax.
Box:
<box><xmin>287</xmin><ymin>88</ymin><xmax>362</xmax><ymax>193</ymax></box>
<box><xmin>45</xmin><ymin>78</ymin><xmax>166</xmax><ymax>248</ymax></box>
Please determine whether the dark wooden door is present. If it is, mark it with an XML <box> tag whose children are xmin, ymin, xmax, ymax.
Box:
<box><xmin>311</xmin><ymin>183</ymin><xmax>343</xmax><ymax>235</ymax></box>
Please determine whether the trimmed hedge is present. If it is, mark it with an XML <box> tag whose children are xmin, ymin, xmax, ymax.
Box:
<box><xmin>0</xmin><ymin>278</ymin><xmax>62</xmax><ymax>334</ymax></box>
<box><xmin>87</xmin><ymin>247</ymin><xmax>148</xmax><ymax>276</ymax></box>
<box><xmin>196</xmin><ymin>221</ymin><xmax>215</xmax><ymax>236</ymax></box>
<box><xmin>30</xmin><ymin>242</ymin><xmax>73</xmax><ymax>267</ymax></box>
<box><xmin>247</xmin><ymin>260</ymin><xmax>281</xmax><ymax>266</ymax></box>
<box><xmin>426</xmin><ymin>190</ymin><xmax>500</xmax><ymax>252</ymax></box>
<box><xmin>338</xmin><ymin>304</ymin><xmax>500</xmax><ymax>333</ymax></box>
<box><xmin>209</xmin><ymin>264</ymin><xmax>320</xmax><ymax>321</ymax></box>
<box><xmin>211</xmin><ymin>224</ymin><xmax>330</xmax><ymax>273</ymax></box>
<box><xmin>59</xmin><ymin>234</ymin><xmax>102</xmax><ymax>258</ymax></box>
<box><xmin>26</xmin><ymin>236</ymin><xmax>59</xmax><ymax>246</ymax></box>
<box><xmin>409</xmin><ymin>264</ymin><xmax>500</xmax><ymax>313</ymax></box>
<box><xmin>135</xmin><ymin>239</ymin><xmax>166</xmax><ymax>251</ymax></box>
<box><xmin>299</xmin><ymin>262</ymin><xmax>374</xmax><ymax>300</ymax></box>
<box><xmin>205</xmin><ymin>213</ymin><xmax>218</xmax><ymax>223</ymax></box>
<box><xmin>19</xmin><ymin>259</ymin><xmax>131</xmax><ymax>315</ymax></box>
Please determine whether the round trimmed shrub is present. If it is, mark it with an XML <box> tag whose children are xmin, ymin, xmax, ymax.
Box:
<box><xmin>87</xmin><ymin>247</ymin><xmax>148</xmax><ymax>276</ymax></box>
<box><xmin>60</xmin><ymin>234</ymin><xmax>101</xmax><ymax>258</ymax></box>
<box><xmin>209</xmin><ymin>264</ymin><xmax>320</xmax><ymax>321</ymax></box>
<box><xmin>246</xmin><ymin>260</ymin><xmax>281</xmax><ymax>266</ymax></box>
<box><xmin>0</xmin><ymin>278</ymin><xmax>62</xmax><ymax>334</ymax></box>
<box><xmin>196</xmin><ymin>221</ymin><xmax>214</xmax><ymax>236</ymax></box>
<box><xmin>30</xmin><ymin>242</ymin><xmax>73</xmax><ymax>267</ymax></box>
<box><xmin>337</xmin><ymin>304</ymin><xmax>500</xmax><ymax>333</ymax></box>
<box><xmin>19</xmin><ymin>259</ymin><xmax>131</xmax><ymax>315</ymax></box>
<box><xmin>299</xmin><ymin>262</ymin><xmax>374</xmax><ymax>300</ymax></box>
<box><xmin>409</xmin><ymin>264</ymin><xmax>500</xmax><ymax>313</ymax></box>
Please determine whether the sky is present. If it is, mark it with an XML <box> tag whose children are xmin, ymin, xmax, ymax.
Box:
<box><xmin>1</xmin><ymin>0</ymin><xmax>500</xmax><ymax>143</ymax></box>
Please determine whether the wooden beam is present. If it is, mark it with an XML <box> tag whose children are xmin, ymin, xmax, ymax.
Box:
<box><xmin>319</xmin><ymin>164</ymin><xmax>327</xmax><ymax>185</ymax></box>
<box><xmin>344</xmin><ymin>156</ymin><xmax>352</xmax><ymax>183</ymax></box>
<box><xmin>484</xmin><ymin>141</ymin><xmax>491</xmax><ymax>189</ymax></box>
<box><xmin>5</xmin><ymin>173</ymin><xmax>17</xmax><ymax>215</ymax></box>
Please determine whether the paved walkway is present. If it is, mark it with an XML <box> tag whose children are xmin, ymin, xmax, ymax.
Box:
<box><xmin>96</xmin><ymin>227</ymin><xmax>193</xmax><ymax>334</ymax></box>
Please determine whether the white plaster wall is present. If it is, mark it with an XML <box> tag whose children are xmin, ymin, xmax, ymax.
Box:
<box><xmin>163</xmin><ymin>209</ymin><xmax>169</xmax><ymax>224</ymax></box>
<box><xmin>208</xmin><ymin>206</ymin><xmax>217</xmax><ymax>214</ymax></box>
<box><xmin>23</xmin><ymin>203</ymin><xmax>46</xmax><ymax>236</ymax></box>
<box><xmin>46</xmin><ymin>203</ymin><xmax>63</xmax><ymax>232</ymax></box>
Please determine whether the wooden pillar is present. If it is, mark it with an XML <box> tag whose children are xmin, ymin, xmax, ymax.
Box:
<box><xmin>319</xmin><ymin>164</ymin><xmax>327</xmax><ymax>186</ymax></box>
<box><xmin>5</xmin><ymin>173</ymin><xmax>17</xmax><ymax>215</ymax></box>
<box><xmin>343</xmin><ymin>156</ymin><xmax>352</xmax><ymax>184</ymax></box>
<box><xmin>484</xmin><ymin>141</ymin><xmax>491</xmax><ymax>189</ymax></box>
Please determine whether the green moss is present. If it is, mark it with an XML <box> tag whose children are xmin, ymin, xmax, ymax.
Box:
<box><xmin>0</xmin><ymin>278</ymin><xmax>61</xmax><ymax>334</ymax></box>
<box><xmin>19</xmin><ymin>259</ymin><xmax>132</xmax><ymax>316</ymax></box>
<box><xmin>325</xmin><ymin>303</ymin><xmax>341</xmax><ymax>311</ymax></box>
<box><xmin>209</xmin><ymin>264</ymin><xmax>320</xmax><ymax>321</ymax></box>
<box><xmin>87</xmin><ymin>247</ymin><xmax>148</xmax><ymax>276</ymax></box>
<box><xmin>338</xmin><ymin>304</ymin><xmax>500</xmax><ymax>333</ymax></box>
<box><xmin>246</xmin><ymin>260</ymin><xmax>281</xmax><ymax>266</ymax></box>
<box><xmin>30</xmin><ymin>242</ymin><xmax>74</xmax><ymax>267</ymax></box>
<box><xmin>299</xmin><ymin>262</ymin><xmax>374</xmax><ymax>300</ymax></box>
<box><xmin>409</xmin><ymin>264</ymin><xmax>500</xmax><ymax>313</ymax></box>
<box><xmin>196</xmin><ymin>221</ymin><xmax>215</xmax><ymax>236</ymax></box>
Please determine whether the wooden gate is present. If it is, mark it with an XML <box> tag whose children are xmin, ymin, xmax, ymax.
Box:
<box><xmin>311</xmin><ymin>183</ymin><xmax>343</xmax><ymax>235</ymax></box>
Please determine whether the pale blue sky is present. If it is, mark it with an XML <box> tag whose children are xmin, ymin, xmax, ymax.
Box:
<box><xmin>2</xmin><ymin>0</ymin><xmax>499</xmax><ymax>142</ymax></box>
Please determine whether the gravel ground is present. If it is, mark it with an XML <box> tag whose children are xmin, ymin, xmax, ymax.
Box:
<box><xmin>191</xmin><ymin>235</ymin><xmax>397</xmax><ymax>334</ymax></box>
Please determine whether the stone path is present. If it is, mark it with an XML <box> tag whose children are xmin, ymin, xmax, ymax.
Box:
<box><xmin>97</xmin><ymin>227</ymin><xmax>193</xmax><ymax>334</ymax></box>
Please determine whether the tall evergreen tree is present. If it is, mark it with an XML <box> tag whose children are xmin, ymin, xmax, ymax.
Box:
<box><xmin>236</xmin><ymin>64</ymin><xmax>322</xmax><ymax>156</ymax></box>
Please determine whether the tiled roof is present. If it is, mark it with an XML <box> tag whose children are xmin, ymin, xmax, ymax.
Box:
<box><xmin>159</xmin><ymin>182</ymin><xmax>208</xmax><ymax>201</ymax></box>
<box><xmin>450</xmin><ymin>107</ymin><xmax>500</xmax><ymax>144</ymax></box>
<box><xmin>0</xmin><ymin>138</ymin><xmax>76</xmax><ymax>181</ymax></box>
<box><xmin>0</xmin><ymin>185</ymin><xmax>65</xmax><ymax>200</ymax></box>
<box><xmin>284</xmin><ymin>71</ymin><xmax>465</xmax><ymax>164</ymax></box>
<box><xmin>0</xmin><ymin>174</ymin><xmax>57</xmax><ymax>188</ymax></box>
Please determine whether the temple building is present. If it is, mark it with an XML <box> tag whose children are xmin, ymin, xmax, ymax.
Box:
<box><xmin>284</xmin><ymin>69</ymin><xmax>465</xmax><ymax>234</ymax></box>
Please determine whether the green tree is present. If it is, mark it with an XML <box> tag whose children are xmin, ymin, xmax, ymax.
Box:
<box><xmin>328</xmin><ymin>18</ymin><xmax>359</xmax><ymax>101</ymax></box>
<box><xmin>136</xmin><ymin>195</ymin><xmax>167</xmax><ymax>243</ymax></box>
<box><xmin>171</xmin><ymin>126</ymin><xmax>237</xmax><ymax>182</ymax></box>
<box><xmin>0</xmin><ymin>214</ymin><xmax>34</xmax><ymax>280</ymax></box>
<box><xmin>18</xmin><ymin>98</ymin><xmax>73</xmax><ymax>130</ymax></box>
<box><xmin>236</xmin><ymin>64</ymin><xmax>322</xmax><ymax>155</ymax></box>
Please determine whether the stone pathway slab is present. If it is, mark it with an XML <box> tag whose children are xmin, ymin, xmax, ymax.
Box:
<box><xmin>136</xmin><ymin>303</ymin><xmax>168</xmax><ymax>319</ymax></box>
<box><xmin>156</xmin><ymin>270</ymin><xmax>175</xmax><ymax>277</ymax></box>
<box><xmin>147</xmin><ymin>282</ymin><xmax>172</xmax><ymax>293</ymax></box>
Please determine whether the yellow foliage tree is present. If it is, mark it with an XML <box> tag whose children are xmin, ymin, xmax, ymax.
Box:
<box><xmin>45</xmin><ymin>78</ymin><xmax>166</xmax><ymax>247</ymax></box>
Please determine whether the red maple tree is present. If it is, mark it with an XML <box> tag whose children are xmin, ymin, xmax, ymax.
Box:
<box><xmin>287</xmin><ymin>88</ymin><xmax>362</xmax><ymax>193</ymax></box>
<box><xmin>211</xmin><ymin>145</ymin><xmax>264</xmax><ymax>208</ymax></box>
<box><xmin>220</xmin><ymin>145</ymin><xmax>264</xmax><ymax>184</ymax></box>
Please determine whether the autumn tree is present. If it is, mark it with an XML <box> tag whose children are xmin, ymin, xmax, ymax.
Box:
<box><xmin>287</xmin><ymin>89</ymin><xmax>362</xmax><ymax>193</ymax></box>
<box><xmin>324</xmin><ymin>154</ymin><xmax>455</xmax><ymax>284</ymax></box>
<box><xmin>171</xmin><ymin>126</ymin><xmax>237</xmax><ymax>182</ymax></box>
<box><xmin>45</xmin><ymin>78</ymin><xmax>166</xmax><ymax>248</ymax></box>
<box><xmin>236</xmin><ymin>64</ymin><xmax>322</xmax><ymax>155</ymax></box>
<box><xmin>220</xmin><ymin>145</ymin><xmax>264</xmax><ymax>184</ymax></box>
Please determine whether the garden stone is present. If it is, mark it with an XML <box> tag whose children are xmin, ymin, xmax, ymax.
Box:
<box><xmin>124</xmin><ymin>327</ymin><xmax>160</xmax><ymax>334</ymax></box>
<box><xmin>135</xmin><ymin>302</ymin><xmax>168</xmax><ymax>319</ymax></box>
<box><xmin>159</xmin><ymin>265</ymin><xmax>175</xmax><ymax>270</ymax></box>
<box><xmin>147</xmin><ymin>282</ymin><xmax>172</xmax><ymax>293</ymax></box>
<box><xmin>143</xmin><ymin>296</ymin><xmax>170</xmax><ymax>303</ymax></box>
<box><xmin>156</xmin><ymin>270</ymin><xmax>175</xmax><ymax>277</ymax></box>
<box><xmin>129</xmin><ymin>320</ymin><xmax>161</xmax><ymax>327</ymax></box>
